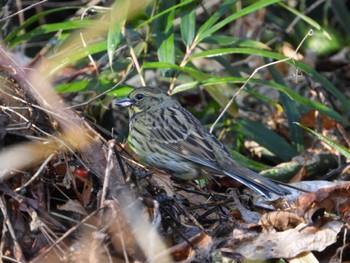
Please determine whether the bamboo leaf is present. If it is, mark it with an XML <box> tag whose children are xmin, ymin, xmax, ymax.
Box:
<box><xmin>180</xmin><ymin>0</ymin><xmax>196</xmax><ymax>47</ymax></box>
<box><xmin>107</xmin><ymin>0</ymin><xmax>130</xmax><ymax>67</ymax></box>
<box><xmin>172</xmin><ymin>77</ymin><xmax>350</xmax><ymax>126</ymax></box>
<box><xmin>296</xmin><ymin>123</ymin><xmax>350</xmax><ymax>160</ymax></box>
<box><xmin>5</xmin><ymin>6</ymin><xmax>81</xmax><ymax>45</ymax></box>
<box><xmin>48</xmin><ymin>41</ymin><xmax>107</xmax><ymax>74</ymax></box>
<box><xmin>195</xmin><ymin>0</ymin><xmax>237</xmax><ymax>43</ymax></box>
<box><xmin>142</xmin><ymin>62</ymin><xmax>208</xmax><ymax>79</ymax></box>
<box><xmin>266</xmin><ymin>60</ymin><xmax>304</xmax><ymax>153</ymax></box>
<box><xmin>8</xmin><ymin>19</ymin><xmax>95</xmax><ymax>47</ymax></box>
<box><xmin>54</xmin><ymin>80</ymin><xmax>90</xmax><ymax>93</ymax></box>
<box><xmin>155</xmin><ymin>0</ymin><xmax>175</xmax><ymax>74</ymax></box>
<box><xmin>236</xmin><ymin>117</ymin><xmax>297</xmax><ymax>161</ymax></box>
<box><xmin>196</xmin><ymin>0</ymin><xmax>281</xmax><ymax>43</ymax></box>
<box><xmin>136</xmin><ymin>0</ymin><xmax>194</xmax><ymax>29</ymax></box>
<box><xmin>277</xmin><ymin>2</ymin><xmax>331</xmax><ymax>39</ymax></box>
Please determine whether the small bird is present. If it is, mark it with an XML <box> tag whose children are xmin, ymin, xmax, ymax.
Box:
<box><xmin>116</xmin><ymin>87</ymin><xmax>290</xmax><ymax>197</ymax></box>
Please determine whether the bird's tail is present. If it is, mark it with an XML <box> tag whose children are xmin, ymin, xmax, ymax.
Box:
<box><xmin>224</xmin><ymin>165</ymin><xmax>290</xmax><ymax>197</ymax></box>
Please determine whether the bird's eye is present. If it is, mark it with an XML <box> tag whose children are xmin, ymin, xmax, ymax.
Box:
<box><xmin>135</xmin><ymin>93</ymin><xmax>144</xmax><ymax>100</ymax></box>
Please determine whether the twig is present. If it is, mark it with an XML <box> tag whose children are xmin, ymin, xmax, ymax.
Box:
<box><xmin>340</xmin><ymin>227</ymin><xmax>347</xmax><ymax>262</ymax></box>
<box><xmin>209</xmin><ymin>29</ymin><xmax>314</xmax><ymax>133</ymax></box>
<box><xmin>115</xmin><ymin>217</ymin><xmax>130</xmax><ymax>263</ymax></box>
<box><xmin>100</xmin><ymin>140</ymin><xmax>116</xmax><ymax>207</ymax></box>
<box><xmin>0</xmin><ymin>255</ymin><xmax>23</xmax><ymax>263</ymax></box>
<box><xmin>67</xmin><ymin>66</ymin><xmax>133</xmax><ymax>109</ymax></box>
<box><xmin>286</xmin><ymin>0</ymin><xmax>326</xmax><ymax>34</ymax></box>
<box><xmin>0</xmin><ymin>197</ymin><xmax>26</xmax><ymax>262</ymax></box>
<box><xmin>78</xmin><ymin>6</ymin><xmax>108</xmax><ymax>78</ymax></box>
<box><xmin>34</xmin><ymin>208</ymin><xmax>102</xmax><ymax>260</ymax></box>
<box><xmin>50</xmin><ymin>212</ymin><xmax>97</xmax><ymax>230</ymax></box>
<box><xmin>14</xmin><ymin>153</ymin><xmax>54</xmax><ymax>192</ymax></box>
<box><xmin>337</xmin><ymin>123</ymin><xmax>350</xmax><ymax>148</ymax></box>
<box><xmin>124</xmin><ymin>26</ymin><xmax>146</xmax><ymax>87</ymax></box>
<box><xmin>0</xmin><ymin>0</ymin><xmax>48</xmax><ymax>22</ymax></box>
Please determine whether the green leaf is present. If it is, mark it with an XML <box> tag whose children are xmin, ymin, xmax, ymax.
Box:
<box><xmin>142</xmin><ymin>62</ymin><xmax>208</xmax><ymax>79</ymax></box>
<box><xmin>155</xmin><ymin>0</ymin><xmax>175</xmax><ymax>74</ymax></box>
<box><xmin>8</xmin><ymin>19</ymin><xmax>94</xmax><ymax>47</ymax></box>
<box><xmin>237</xmin><ymin>117</ymin><xmax>297</xmax><ymax>161</ymax></box>
<box><xmin>54</xmin><ymin>80</ymin><xmax>90</xmax><ymax>93</ymax></box>
<box><xmin>172</xmin><ymin>77</ymin><xmax>350</xmax><ymax>126</ymax></box>
<box><xmin>5</xmin><ymin>6</ymin><xmax>82</xmax><ymax>45</ymax></box>
<box><xmin>48</xmin><ymin>40</ymin><xmax>107</xmax><ymax>75</ymax></box>
<box><xmin>107</xmin><ymin>0</ymin><xmax>130</xmax><ymax>67</ymax></box>
<box><xmin>266</xmin><ymin>60</ymin><xmax>304</xmax><ymax>153</ymax></box>
<box><xmin>135</xmin><ymin>0</ymin><xmax>194</xmax><ymax>29</ymax></box>
<box><xmin>196</xmin><ymin>0</ymin><xmax>237</xmax><ymax>43</ymax></box>
<box><xmin>330</xmin><ymin>0</ymin><xmax>350</xmax><ymax>41</ymax></box>
<box><xmin>229</xmin><ymin>150</ymin><xmax>270</xmax><ymax>172</ymax></box>
<box><xmin>277</xmin><ymin>2</ymin><xmax>331</xmax><ymax>39</ymax></box>
<box><xmin>206</xmin><ymin>85</ymin><xmax>238</xmax><ymax>117</ymax></box>
<box><xmin>202</xmin><ymin>35</ymin><xmax>270</xmax><ymax>49</ymax></box>
<box><xmin>180</xmin><ymin>0</ymin><xmax>196</xmax><ymax>47</ymax></box>
<box><xmin>295</xmin><ymin>123</ymin><xmax>350</xmax><ymax>160</ymax></box>
<box><xmin>196</xmin><ymin>0</ymin><xmax>281</xmax><ymax>43</ymax></box>
<box><xmin>107</xmin><ymin>86</ymin><xmax>134</xmax><ymax>97</ymax></box>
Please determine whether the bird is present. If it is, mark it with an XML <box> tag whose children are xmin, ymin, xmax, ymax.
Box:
<box><xmin>115</xmin><ymin>87</ymin><xmax>290</xmax><ymax>197</ymax></box>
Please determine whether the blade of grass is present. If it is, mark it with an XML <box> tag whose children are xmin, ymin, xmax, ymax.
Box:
<box><xmin>236</xmin><ymin>117</ymin><xmax>297</xmax><ymax>161</ymax></box>
<box><xmin>195</xmin><ymin>0</ymin><xmax>281</xmax><ymax>44</ymax></box>
<box><xmin>295</xmin><ymin>123</ymin><xmax>350</xmax><ymax>160</ymax></box>
<box><xmin>277</xmin><ymin>2</ymin><xmax>331</xmax><ymax>39</ymax></box>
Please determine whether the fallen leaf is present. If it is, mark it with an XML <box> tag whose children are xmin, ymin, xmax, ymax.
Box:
<box><xmin>235</xmin><ymin>220</ymin><xmax>342</xmax><ymax>260</ymax></box>
<box><xmin>260</xmin><ymin>211</ymin><xmax>304</xmax><ymax>231</ymax></box>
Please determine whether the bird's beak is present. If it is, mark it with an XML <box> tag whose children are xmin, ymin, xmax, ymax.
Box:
<box><xmin>115</xmin><ymin>97</ymin><xmax>133</xmax><ymax>107</ymax></box>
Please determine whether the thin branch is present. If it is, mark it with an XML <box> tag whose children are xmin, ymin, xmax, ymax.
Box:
<box><xmin>14</xmin><ymin>153</ymin><xmax>55</xmax><ymax>192</ymax></box>
<box><xmin>0</xmin><ymin>0</ymin><xmax>48</xmax><ymax>22</ymax></box>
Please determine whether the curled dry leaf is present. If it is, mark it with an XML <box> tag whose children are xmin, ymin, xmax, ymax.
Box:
<box><xmin>260</xmin><ymin>210</ymin><xmax>304</xmax><ymax>231</ymax></box>
<box><xmin>167</xmin><ymin>231</ymin><xmax>212</xmax><ymax>262</ymax></box>
<box><xmin>296</xmin><ymin>182</ymin><xmax>350</xmax><ymax>219</ymax></box>
<box><xmin>235</xmin><ymin>220</ymin><xmax>342</xmax><ymax>260</ymax></box>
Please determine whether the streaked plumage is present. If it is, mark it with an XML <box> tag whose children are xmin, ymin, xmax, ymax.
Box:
<box><xmin>116</xmin><ymin>87</ymin><xmax>289</xmax><ymax>197</ymax></box>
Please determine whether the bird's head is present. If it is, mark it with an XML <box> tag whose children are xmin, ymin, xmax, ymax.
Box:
<box><xmin>115</xmin><ymin>87</ymin><xmax>178</xmax><ymax>115</ymax></box>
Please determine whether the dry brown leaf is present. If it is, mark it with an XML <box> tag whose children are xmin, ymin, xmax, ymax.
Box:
<box><xmin>167</xmin><ymin>231</ymin><xmax>212</xmax><ymax>262</ymax></box>
<box><xmin>235</xmin><ymin>220</ymin><xmax>342</xmax><ymax>260</ymax></box>
<box><xmin>260</xmin><ymin>211</ymin><xmax>304</xmax><ymax>231</ymax></box>
<box><xmin>296</xmin><ymin>182</ymin><xmax>350</xmax><ymax>218</ymax></box>
<box><xmin>300</xmin><ymin>110</ymin><xmax>337</xmax><ymax>130</ymax></box>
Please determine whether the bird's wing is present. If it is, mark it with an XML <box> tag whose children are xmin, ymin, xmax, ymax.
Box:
<box><xmin>148</xmin><ymin>106</ymin><xmax>227</xmax><ymax>171</ymax></box>
<box><xmin>147</xmin><ymin>106</ymin><xmax>289</xmax><ymax>197</ymax></box>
